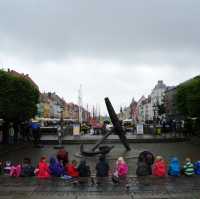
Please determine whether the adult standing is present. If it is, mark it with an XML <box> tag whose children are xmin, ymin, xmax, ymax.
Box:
<box><xmin>20</xmin><ymin>122</ymin><xmax>26</xmax><ymax>142</ymax></box>
<box><xmin>31</xmin><ymin>121</ymin><xmax>41</xmax><ymax>147</ymax></box>
<box><xmin>13</xmin><ymin>123</ymin><xmax>19</xmax><ymax>144</ymax></box>
<box><xmin>8</xmin><ymin>123</ymin><xmax>15</xmax><ymax>144</ymax></box>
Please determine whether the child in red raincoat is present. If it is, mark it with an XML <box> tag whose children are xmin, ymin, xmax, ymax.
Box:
<box><xmin>35</xmin><ymin>156</ymin><xmax>50</xmax><ymax>179</ymax></box>
<box><xmin>152</xmin><ymin>156</ymin><xmax>167</xmax><ymax>177</ymax></box>
<box><xmin>65</xmin><ymin>160</ymin><xmax>79</xmax><ymax>178</ymax></box>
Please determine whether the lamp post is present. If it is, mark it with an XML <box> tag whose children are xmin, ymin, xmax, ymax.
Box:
<box><xmin>54</xmin><ymin>104</ymin><xmax>64</xmax><ymax>149</ymax></box>
<box><xmin>152</xmin><ymin>104</ymin><xmax>157</xmax><ymax>135</ymax></box>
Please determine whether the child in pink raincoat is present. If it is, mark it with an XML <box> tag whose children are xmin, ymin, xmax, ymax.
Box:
<box><xmin>116</xmin><ymin>157</ymin><xmax>128</xmax><ymax>177</ymax></box>
<box><xmin>10</xmin><ymin>163</ymin><xmax>21</xmax><ymax>177</ymax></box>
<box><xmin>112</xmin><ymin>157</ymin><xmax>128</xmax><ymax>184</ymax></box>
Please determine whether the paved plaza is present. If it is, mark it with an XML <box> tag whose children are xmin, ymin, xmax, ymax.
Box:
<box><xmin>1</xmin><ymin>138</ymin><xmax>200</xmax><ymax>198</ymax></box>
<box><xmin>40</xmin><ymin>133</ymin><xmax>188</xmax><ymax>144</ymax></box>
<box><xmin>0</xmin><ymin>175</ymin><xmax>200</xmax><ymax>198</ymax></box>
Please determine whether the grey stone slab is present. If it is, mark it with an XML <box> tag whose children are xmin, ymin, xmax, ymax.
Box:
<box><xmin>28</xmin><ymin>192</ymin><xmax>77</xmax><ymax>199</ymax></box>
<box><xmin>168</xmin><ymin>191</ymin><xmax>200</xmax><ymax>199</ymax></box>
<box><xmin>132</xmin><ymin>192</ymin><xmax>170</xmax><ymax>199</ymax></box>
<box><xmin>0</xmin><ymin>192</ymin><xmax>32</xmax><ymax>199</ymax></box>
<box><xmin>0</xmin><ymin>194</ymin><xmax>13</xmax><ymax>199</ymax></box>
<box><xmin>0</xmin><ymin>186</ymin><xmax>35</xmax><ymax>192</ymax></box>
<box><xmin>78</xmin><ymin>193</ymin><xmax>131</xmax><ymax>199</ymax></box>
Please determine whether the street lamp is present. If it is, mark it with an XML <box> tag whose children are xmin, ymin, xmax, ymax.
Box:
<box><xmin>54</xmin><ymin>104</ymin><xmax>64</xmax><ymax>149</ymax></box>
<box><xmin>152</xmin><ymin>104</ymin><xmax>157</xmax><ymax>134</ymax></box>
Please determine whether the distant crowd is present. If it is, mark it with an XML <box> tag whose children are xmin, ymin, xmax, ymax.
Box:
<box><xmin>0</xmin><ymin>149</ymin><xmax>200</xmax><ymax>185</ymax></box>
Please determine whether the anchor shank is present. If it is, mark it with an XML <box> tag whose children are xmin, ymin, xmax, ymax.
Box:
<box><xmin>91</xmin><ymin>130</ymin><xmax>112</xmax><ymax>152</ymax></box>
<box><xmin>105</xmin><ymin>97</ymin><xmax>131</xmax><ymax>151</ymax></box>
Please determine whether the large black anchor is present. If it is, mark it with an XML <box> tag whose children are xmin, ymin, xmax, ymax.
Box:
<box><xmin>80</xmin><ymin>97</ymin><xmax>131</xmax><ymax>156</ymax></box>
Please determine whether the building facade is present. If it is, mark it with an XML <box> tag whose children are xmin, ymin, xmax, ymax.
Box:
<box><xmin>149</xmin><ymin>80</ymin><xmax>167</xmax><ymax>120</ymax></box>
<box><xmin>37</xmin><ymin>92</ymin><xmax>90</xmax><ymax>122</ymax></box>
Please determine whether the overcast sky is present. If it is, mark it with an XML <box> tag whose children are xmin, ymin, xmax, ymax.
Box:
<box><xmin>0</xmin><ymin>0</ymin><xmax>200</xmax><ymax>114</ymax></box>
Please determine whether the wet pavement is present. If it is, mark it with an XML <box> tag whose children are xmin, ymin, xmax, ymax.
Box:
<box><xmin>1</xmin><ymin>139</ymin><xmax>200</xmax><ymax>198</ymax></box>
<box><xmin>0</xmin><ymin>141</ymin><xmax>200</xmax><ymax>175</ymax></box>
<box><xmin>0</xmin><ymin>175</ymin><xmax>200</xmax><ymax>198</ymax></box>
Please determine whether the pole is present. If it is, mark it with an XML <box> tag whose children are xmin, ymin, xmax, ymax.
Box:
<box><xmin>54</xmin><ymin>105</ymin><xmax>64</xmax><ymax>149</ymax></box>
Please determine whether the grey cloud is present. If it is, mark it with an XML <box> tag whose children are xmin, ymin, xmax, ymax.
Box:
<box><xmin>0</xmin><ymin>0</ymin><xmax>200</xmax><ymax>66</ymax></box>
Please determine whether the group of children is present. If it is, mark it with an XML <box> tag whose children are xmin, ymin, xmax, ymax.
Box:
<box><xmin>0</xmin><ymin>148</ymin><xmax>129</xmax><ymax>184</ymax></box>
<box><xmin>136</xmin><ymin>151</ymin><xmax>200</xmax><ymax>177</ymax></box>
<box><xmin>0</xmin><ymin>149</ymin><xmax>200</xmax><ymax>184</ymax></box>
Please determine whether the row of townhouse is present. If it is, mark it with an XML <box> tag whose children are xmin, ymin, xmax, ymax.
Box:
<box><xmin>130</xmin><ymin>76</ymin><xmax>199</xmax><ymax>123</ymax></box>
<box><xmin>130</xmin><ymin>80</ymin><xmax>170</xmax><ymax>123</ymax></box>
<box><xmin>37</xmin><ymin>92</ymin><xmax>90</xmax><ymax>122</ymax></box>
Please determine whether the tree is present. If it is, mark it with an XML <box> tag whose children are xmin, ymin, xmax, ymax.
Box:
<box><xmin>0</xmin><ymin>70</ymin><xmax>39</xmax><ymax>143</ymax></box>
<box><xmin>156</xmin><ymin>102</ymin><xmax>166</xmax><ymax>117</ymax></box>
<box><xmin>175</xmin><ymin>76</ymin><xmax>200</xmax><ymax>118</ymax></box>
<box><xmin>154</xmin><ymin>99</ymin><xmax>166</xmax><ymax>119</ymax></box>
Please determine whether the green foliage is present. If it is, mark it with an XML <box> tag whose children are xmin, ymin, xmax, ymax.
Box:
<box><xmin>175</xmin><ymin>76</ymin><xmax>200</xmax><ymax>117</ymax></box>
<box><xmin>157</xmin><ymin>103</ymin><xmax>166</xmax><ymax>116</ymax></box>
<box><xmin>154</xmin><ymin>98</ymin><xmax>166</xmax><ymax>117</ymax></box>
<box><xmin>0</xmin><ymin>70</ymin><xmax>39</xmax><ymax>122</ymax></box>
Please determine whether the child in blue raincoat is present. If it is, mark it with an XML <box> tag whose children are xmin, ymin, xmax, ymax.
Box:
<box><xmin>194</xmin><ymin>161</ymin><xmax>200</xmax><ymax>175</ymax></box>
<box><xmin>168</xmin><ymin>157</ymin><xmax>181</xmax><ymax>176</ymax></box>
<box><xmin>49</xmin><ymin>157</ymin><xmax>66</xmax><ymax>177</ymax></box>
